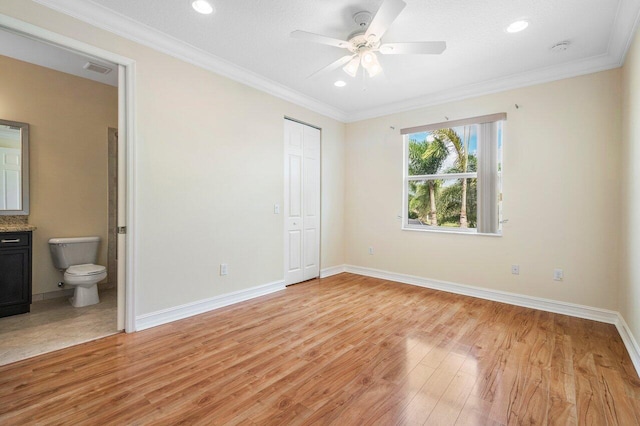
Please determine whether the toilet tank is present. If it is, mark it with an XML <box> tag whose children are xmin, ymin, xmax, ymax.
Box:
<box><xmin>49</xmin><ymin>236</ymin><xmax>101</xmax><ymax>269</ymax></box>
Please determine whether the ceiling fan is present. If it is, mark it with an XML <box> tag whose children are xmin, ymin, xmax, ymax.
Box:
<box><xmin>290</xmin><ymin>0</ymin><xmax>446</xmax><ymax>79</ymax></box>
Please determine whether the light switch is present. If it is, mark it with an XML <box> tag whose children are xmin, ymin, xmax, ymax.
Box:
<box><xmin>274</xmin><ymin>204</ymin><xmax>280</xmax><ymax>214</ymax></box>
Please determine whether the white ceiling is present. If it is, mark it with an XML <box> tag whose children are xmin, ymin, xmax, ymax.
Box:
<box><xmin>0</xmin><ymin>29</ymin><xmax>118</xmax><ymax>87</ymax></box>
<box><xmin>26</xmin><ymin>0</ymin><xmax>640</xmax><ymax>121</ymax></box>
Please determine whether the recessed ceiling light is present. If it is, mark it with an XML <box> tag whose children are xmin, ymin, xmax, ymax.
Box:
<box><xmin>506</xmin><ymin>20</ymin><xmax>529</xmax><ymax>33</ymax></box>
<box><xmin>334</xmin><ymin>80</ymin><xmax>347</xmax><ymax>87</ymax></box>
<box><xmin>192</xmin><ymin>0</ymin><xmax>215</xmax><ymax>15</ymax></box>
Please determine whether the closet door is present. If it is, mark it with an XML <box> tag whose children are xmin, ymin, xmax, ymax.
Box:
<box><xmin>284</xmin><ymin>119</ymin><xmax>320</xmax><ymax>285</ymax></box>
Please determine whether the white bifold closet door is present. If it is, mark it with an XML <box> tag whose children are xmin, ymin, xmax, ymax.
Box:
<box><xmin>284</xmin><ymin>119</ymin><xmax>320</xmax><ymax>285</ymax></box>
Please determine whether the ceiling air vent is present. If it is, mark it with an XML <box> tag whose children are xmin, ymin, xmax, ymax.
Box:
<box><xmin>83</xmin><ymin>62</ymin><xmax>113</xmax><ymax>74</ymax></box>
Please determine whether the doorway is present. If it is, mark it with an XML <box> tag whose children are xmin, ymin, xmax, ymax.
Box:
<box><xmin>0</xmin><ymin>15</ymin><xmax>136</xmax><ymax>365</ymax></box>
<box><xmin>284</xmin><ymin>118</ymin><xmax>320</xmax><ymax>285</ymax></box>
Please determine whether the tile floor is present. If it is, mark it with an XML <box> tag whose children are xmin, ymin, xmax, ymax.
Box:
<box><xmin>0</xmin><ymin>288</ymin><xmax>119</xmax><ymax>366</ymax></box>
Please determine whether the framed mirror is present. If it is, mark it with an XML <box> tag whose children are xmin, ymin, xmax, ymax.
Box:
<box><xmin>0</xmin><ymin>119</ymin><xmax>29</xmax><ymax>215</ymax></box>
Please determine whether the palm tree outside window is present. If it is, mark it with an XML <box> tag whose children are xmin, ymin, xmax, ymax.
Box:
<box><xmin>402</xmin><ymin>114</ymin><xmax>504</xmax><ymax>234</ymax></box>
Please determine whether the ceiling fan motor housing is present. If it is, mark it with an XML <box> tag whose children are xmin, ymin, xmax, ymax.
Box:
<box><xmin>353</xmin><ymin>11</ymin><xmax>372</xmax><ymax>28</ymax></box>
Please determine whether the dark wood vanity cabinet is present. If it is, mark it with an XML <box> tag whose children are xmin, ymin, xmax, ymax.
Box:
<box><xmin>0</xmin><ymin>232</ymin><xmax>32</xmax><ymax>318</ymax></box>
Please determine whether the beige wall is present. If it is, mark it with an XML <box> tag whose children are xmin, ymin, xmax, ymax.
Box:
<box><xmin>345</xmin><ymin>70</ymin><xmax>622</xmax><ymax>310</ymax></box>
<box><xmin>621</xmin><ymin>28</ymin><xmax>640</xmax><ymax>341</ymax></box>
<box><xmin>0</xmin><ymin>1</ymin><xmax>345</xmax><ymax>315</ymax></box>
<box><xmin>0</xmin><ymin>55</ymin><xmax>117</xmax><ymax>294</ymax></box>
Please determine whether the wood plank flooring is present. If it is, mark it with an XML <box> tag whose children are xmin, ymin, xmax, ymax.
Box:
<box><xmin>1</xmin><ymin>273</ymin><xmax>639</xmax><ymax>425</ymax></box>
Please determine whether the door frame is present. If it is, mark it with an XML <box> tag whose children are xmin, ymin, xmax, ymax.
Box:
<box><xmin>283</xmin><ymin>116</ymin><xmax>322</xmax><ymax>285</ymax></box>
<box><xmin>0</xmin><ymin>14</ymin><xmax>138</xmax><ymax>332</ymax></box>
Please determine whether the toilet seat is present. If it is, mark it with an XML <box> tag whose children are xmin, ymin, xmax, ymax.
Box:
<box><xmin>66</xmin><ymin>264</ymin><xmax>106</xmax><ymax>276</ymax></box>
<box><xmin>63</xmin><ymin>265</ymin><xmax>107</xmax><ymax>307</ymax></box>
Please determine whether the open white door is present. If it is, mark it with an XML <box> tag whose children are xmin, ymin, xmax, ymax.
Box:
<box><xmin>116</xmin><ymin>64</ymin><xmax>126</xmax><ymax>331</ymax></box>
<box><xmin>284</xmin><ymin>119</ymin><xmax>320</xmax><ymax>285</ymax></box>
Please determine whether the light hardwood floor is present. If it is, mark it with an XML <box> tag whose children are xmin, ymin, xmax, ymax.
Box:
<box><xmin>1</xmin><ymin>273</ymin><xmax>639</xmax><ymax>425</ymax></box>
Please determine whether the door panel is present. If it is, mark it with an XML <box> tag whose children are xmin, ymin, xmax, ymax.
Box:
<box><xmin>288</xmin><ymin>230</ymin><xmax>302</xmax><ymax>271</ymax></box>
<box><xmin>284</xmin><ymin>119</ymin><xmax>320</xmax><ymax>285</ymax></box>
<box><xmin>288</xmin><ymin>155</ymin><xmax>302</xmax><ymax>217</ymax></box>
<box><xmin>284</xmin><ymin>120</ymin><xmax>304</xmax><ymax>285</ymax></box>
<box><xmin>304</xmin><ymin>228</ymin><xmax>316</xmax><ymax>266</ymax></box>
<box><xmin>0</xmin><ymin>248</ymin><xmax>29</xmax><ymax>306</ymax></box>
<box><xmin>302</xmin><ymin>126</ymin><xmax>320</xmax><ymax>280</ymax></box>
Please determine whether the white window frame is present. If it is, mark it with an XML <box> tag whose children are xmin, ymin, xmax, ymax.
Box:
<box><xmin>401</xmin><ymin>114</ymin><xmax>505</xmax><ymax>236</ymax></box>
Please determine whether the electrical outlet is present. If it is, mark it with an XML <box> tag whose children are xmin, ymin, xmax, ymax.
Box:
<box><xmin>220</xmin><ymin>264</ymin><xmax>228</xmax><ymax>276</ymax></box>
<box><xmin>553</xmin><ymin>268</ymin><xmax>564</xmax><ymax>281</ymax></box>
<box><xmin>368</xmin><ymin>247</ymin><xmax>374</xmax><ymax>255</ymax></box>
<box><xmin>511</xmin><ymin>264</ymin><xmax>520</xmax><ymax>275</ymax></box>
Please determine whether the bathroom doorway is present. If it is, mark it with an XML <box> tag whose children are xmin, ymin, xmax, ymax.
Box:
<box><xmin>0</xmin><ymin>17</ymin><xmax>136</xmax><ymax>365</ymax></box>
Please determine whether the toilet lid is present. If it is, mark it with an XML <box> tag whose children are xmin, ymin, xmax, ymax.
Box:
<box><xmin>66</xmin><ymin>264</ymin><xmax>106</xmax><ymax>276</ymax></box>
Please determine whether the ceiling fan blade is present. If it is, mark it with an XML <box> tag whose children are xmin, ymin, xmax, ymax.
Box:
<box><xmin>379</xmin><ymin>41</ymin><xmax>446</xmax><ymax>55</ymax></box>
<box><xmin>290</xmin><ymin>30</ymin><xmax>351</xmax><ymax>49</ymax></box>
<box><xmin>306</xmin><ymin>54</ymin><xmax>355</xmax><ymax>79</ymax></box>
<box><xmin>365</xmin><ymin>0</ymin><xmax>407</xmax><ymax>42</ymax></box>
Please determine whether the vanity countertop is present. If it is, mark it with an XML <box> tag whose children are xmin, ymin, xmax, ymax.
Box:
<box><xmin>0</xmin><ymin>224</ymin><xmax>36</xmax><ymax>232</ymax></box>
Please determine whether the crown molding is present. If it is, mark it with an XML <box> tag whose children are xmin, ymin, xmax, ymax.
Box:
<box><xmin>32</xmin><ymin>0</ymin><xmax>349</xmax><ymax>122</ymax></box>
<box><xmin>32</xmin><ymin>0</ymin><xmax>640</xmax><ymax>124</ymax></box>
<box><xmin>345</xmin><ymin>52</ymin><xmax>621</xmax><ymax>122</ymax></box>
<box><xmin>608</xmin><ymin>0</ymin><xmax>640</xmax><ymax>66</ymax></box>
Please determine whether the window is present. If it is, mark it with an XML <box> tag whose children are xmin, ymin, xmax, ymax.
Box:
<box><xmin>402</xmin><ymin>113</ymin><xmax>505</xmax><ymax>235</ymax></box>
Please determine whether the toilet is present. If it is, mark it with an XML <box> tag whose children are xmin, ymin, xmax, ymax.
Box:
<box><xmin>48</xmin><ymin>236</ymin><xmax>107</xmax><ymax>307</ymax></box>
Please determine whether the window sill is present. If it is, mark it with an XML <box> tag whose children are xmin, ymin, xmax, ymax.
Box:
<box><xmin>401</xmin><ymin>225</ymin><xmax>502</xmax><ymax>237</ymax></box>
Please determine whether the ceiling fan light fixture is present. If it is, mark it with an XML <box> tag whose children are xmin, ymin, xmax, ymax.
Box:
<box><xmin>192</xmin><ymin>0</ymin><xmax>215</xmax><ymax>15</ymax></box>
<box><xmin>361</xmin><ymin>51</ymin><xmax>376</xmax><ymax>65</ymax></box>
<box><xmin>365</xmin><ymin>56</ymin><xmax>382</xmax><ymax>77</ymax></box>
<box><xmin>291</xmin><ymin>0</ymin><xmax>444</xmax><ymax>82</ymax></box>
<box><xmin>360</xmin><ymin>51</ymin><xmax>382</xmax><ymax>77</ymax></box>
<box><xmin>343</xmin><ymin>56</ymin><xmax>360</xmax><ymax>77</ymax></box>
<box><xmin>506</xmin><ymin>20</ymin><xmax>529</xmax><ymax>33</ymax></box>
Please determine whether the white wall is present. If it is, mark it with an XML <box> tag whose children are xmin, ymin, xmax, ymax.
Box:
<box><xmin>621</xmin><ymin>28</ymin><xmax>640</xmax><ymax>341</ymax></box>
<box><xmin>345</xmin><ymin>70</ymin><xmax>622</xmax><ymax>310</ymax></box>
<box><xmin>0</xmin><ymin>1</ymin><xmax>345</xmax><ymax>316</ymax></box>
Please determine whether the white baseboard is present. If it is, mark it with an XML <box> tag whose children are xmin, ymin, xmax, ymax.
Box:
<box><xmin>320</xmin><ymin>265</ymin><xmax>346</xmax><ymax>278</ymax></box>
<box><xmin>615</xmin><ymin>315</ymin><xmax>640</xmax><ymax>375</ymax></box>
<box><xmin>32</xmin><ymin>288</ymin><xmax>74</xmax><ymax>302</ymax></box>
<box><xmin>135</xmin><ymin>280</ymin><xmax>286</xmax><ymax>331</ymax></box>
<box><xmin>344</xmin><ymin>265</ymin><xmax>619</xmax><ymax>323</ymax></box>
<box><xmin>341</xmin><ymin>264</ymin><xmax>640</xmax><ymax>376</ymax></box>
